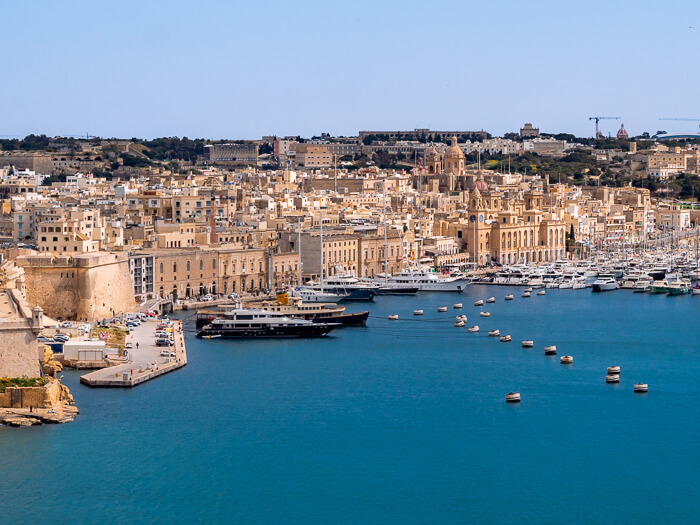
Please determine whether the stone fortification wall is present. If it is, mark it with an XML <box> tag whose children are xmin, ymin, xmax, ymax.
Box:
<box><xmin>0</xmin><ymin>378</ymin><xmax>72</xmax><ymax>409</ymax></box>
<box><xmin>0</xmin><ymin>321</ymin><xmax>41</xmax><ymax>378</ymax></box>
<box><xmin>18</xmin><ymin>253</ymin><xmax>137</xmax><ymax>321</ymax></box>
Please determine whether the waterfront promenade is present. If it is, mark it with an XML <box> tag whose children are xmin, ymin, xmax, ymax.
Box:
<box><xmin>80</xmin><ymin>320</ymin><xmax>186</xmax><ymax>387</ymax></box>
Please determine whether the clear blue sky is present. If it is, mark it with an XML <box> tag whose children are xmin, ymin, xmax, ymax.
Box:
<box><xmin>2</xmin><ymin>0</ymin><xmax>698</xmax><ymax>140</ymax></box>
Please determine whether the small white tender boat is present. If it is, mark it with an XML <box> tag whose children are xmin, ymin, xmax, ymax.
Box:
<box><xmin>486</xmin><ymin>297</ymin><xmax>495</xmax><ymax>303</ymax></box>
<box><xmin>536</xmin><ymin>290</ymin><xmax>546</xmax><ymax>296</ymax></box>
<box><xmin>521</xmin><ymin>340</ymin><xmax>534</xmax><ymax>348</ymax></box>
<box><xmin>504</xmin><ymin>294</ymin><xmax>514</xmax><ymax>301</ymax></box>
<box><xmin>607</xmin><ymin>366</ymin><xmax>621</xmax><ymax>375</ymax></box>
<box><xmin>506</xmin><ymin>392</ymin><xmax>521</xmax><ymax>403</ymax></box>
<box><xmin>454</xmin><ymin>320</ymin><xmax>465</xmax><ymax>327</ymax></box>
<box><xmin>524</xmin><ymin>287</ymin><xmax>533</xmax><ymax>293</ymax></box>
<box><xmin>388</xmin><ymin>314</ymin><xmax>399</xmax><ymax>321</ymax></box>
<box><xmin>453</xmin><ymin>303</ymin><xmax>463</xmax><ymax>309</ymax></box>
<box><xmin>437</xmin><ymin>306</ymin><xmax>448</xmax><ymax>312</ymax></box>
<box><xmin>560</xmin><ymin>355</ymin><xmax>573</xmax><ymax>364</ymax></box>
<box><xmin>544</xmin><ymin>345</ymin><xmax>557</xmax><ymax>355</ymax></box>
<box><xmin>468</xmin><ymin>325</ymin><xmax>479</xmax><ymax>333</ymax></box>
<box><xmin>456</xmin><ymin>315</ymin><xmax>467</xmax><ymax>322</ymax></box>
<box><xmin>606</xmin><ymin>374</ymin><xmax>620</xmax><ymax>383</ymax></box>
<box><xmin>500</xmin><ymin>335</ymin><xmax>511</xmax><ymax>342</ymax></box>
<box><xmin>474</xmin><ymin>300</ymin><xmax>484</xmax><ymax>307</ymax></box>
<box><xmin>413</xmin><ymin>309</ymin><xmax>424</xmax><ymax>315</ymax></box>
<box><xmin>522</xmin><ymin>292</ymin><xmax>531</xmax><ymax>298</ymax></box>
<box><xmin>488</xmin><ymin>329</ymin><xmax>500</xmax><ymax>337</ymax></box>
<box><xmin>633</xmin><ymin>382</ymin><xmax>648</xmax><ymax>393</ymax></box>
<box><xmin>480</xmin><ymin>311</ymin><xmax>491</xmax><ymax>317</ymax></box>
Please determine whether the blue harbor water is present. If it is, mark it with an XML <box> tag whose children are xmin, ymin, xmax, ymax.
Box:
<box><xmin>2</xmin><ymin>286</ymin><xmax>699</xmax><ymax>523</ymax></box>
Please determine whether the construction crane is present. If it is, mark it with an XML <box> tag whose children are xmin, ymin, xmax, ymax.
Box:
<box><xmin>659</xmin><ymin>117</ymin><xmax>700</xmax><ymax>130</ymax></box>
<box><xmin>589</xmin><ymin>116</ymin><xmax>621</xmax><ymax>138</ymax></box>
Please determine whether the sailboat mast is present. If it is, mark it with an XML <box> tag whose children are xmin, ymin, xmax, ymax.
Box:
<box><xmin>297</xmin><ymin>217</ymin><xmax>302</xmax><ymax>286</ymax></box>
<box><xmin>383</xmin><ymin>179</ymin><xmax>389</xmax><ymax>284</ymax></box>
<box><xmin>320</xmin><ymin>210</ymin><xmax>324</xmax><ymax>292</ymax></box>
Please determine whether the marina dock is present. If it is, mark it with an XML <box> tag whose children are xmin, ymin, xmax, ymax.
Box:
<box><xmin>80</xmin><ymin>320</ymin><xmax>186</xmax><ymax>387</ymax></box>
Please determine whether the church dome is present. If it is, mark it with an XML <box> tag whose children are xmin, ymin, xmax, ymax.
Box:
<box><xmin>444</xmin><ymin>135</ymin><xmax>464</xmax><ymax>160</ymax></box>
<box><xmin>617</xmin><ymin>124</ymin><xmax>629</xmax><ymax>139</ymax></box>
<box><xmin>471</xmin><ymin>172</ymin><xmax>488</xmax><ymax>191</ymax></box>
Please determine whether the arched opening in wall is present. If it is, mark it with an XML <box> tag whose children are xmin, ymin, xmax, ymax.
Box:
<box><xmin>159</xmin><ymin>286</ymin><xmax>164</xmax><ymax>298</ymax></box>
<box><xmin>199</xmin><ymin>283</ymin><xmax>205</xmax><ymax>296</ymax></box>
<box><xmin>211</xmin><ymin>282</ymin><xmax>216</xmax><ymax>295</ymax></box>
<box><xmin>185</xmin><ymin>284</ymin><xmax>191</xmax><ymax>297</ymax></box>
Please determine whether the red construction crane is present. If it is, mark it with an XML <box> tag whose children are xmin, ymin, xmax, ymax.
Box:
<box><xmin>589</xmin><ymin>116</ymin><xmax>621</xmax><ymax>138</ymax></box>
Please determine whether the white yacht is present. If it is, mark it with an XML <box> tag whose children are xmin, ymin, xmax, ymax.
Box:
<box><xmin>290</xmin><ymin>287</ymin><xmax>347</xmax><ymax>303</ymax></box>
<box><xmin>591</xmin><ymin>275</ymin><xmax>619</xmax><ymax>292</ymax></box>
<box><xmin>370</xmin><ymin>269</ymin><xmax>470</xmax><ymax>293</ymax></box>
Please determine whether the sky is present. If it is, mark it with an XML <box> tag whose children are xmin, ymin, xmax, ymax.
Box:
<box><xmin>2</xmin><ymin>0</ymin><xmax>699</xmax><ymax>140</ymax></box>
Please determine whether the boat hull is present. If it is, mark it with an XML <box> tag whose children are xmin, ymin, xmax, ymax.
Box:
<box><xmin>196</xmin><ymin>323</ymin><xmax>336</xmax><ymax>339</ymax></box>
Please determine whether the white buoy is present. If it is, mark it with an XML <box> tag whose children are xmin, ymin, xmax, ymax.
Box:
<box><xmin>544</xmin><ymin>345</ymin><xmax>557</xmax><ymax>355</ymax></box>
<box><xmin>506</xmin><ymin>392</ymin><xmax>521</xmax><ymax>403</ymax></box>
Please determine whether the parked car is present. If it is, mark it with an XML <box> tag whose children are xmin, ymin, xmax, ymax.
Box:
<box><xmin>202</xmin><ymin>295</ymin><xmax>213</xmax><ymax>302</ymax></box>
<box><xmin>159</xmin><ymin>350</ymin><xmax>176</xmax><ymax>357</ymax></box>
<box><xmin>126</xmin><ymin>322</ymin><xmax>138</xmax><ymax>328</ymax></box>
<box><xmin>37</xmin><ymin>336</ymin><xmax>53</xmax><ymax>343</ymax></box>
<box><xmin>54</xmin><ymin>334</ymin><xmax>70</xmax><ymax>342</ymax></box>
<box><xmin>155</xmin><ymin>338</ymin><xmax>173</xmax><ymax>347</ymax></box>
<box><xmin>125</xmin><ymin>342</ymin><xmax>133</xmax><ymax>349</ymax></box>
<box><xmin>61</xmin><ymin>321</ymin><xmax>72</xmax><ymax>328</ymax></box>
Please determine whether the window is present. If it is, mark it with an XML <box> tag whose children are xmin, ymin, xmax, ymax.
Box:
<box><xmin>173</xmin><ymin>262</ymin><xmax>177</xmax><ymax>273</ymax></box>
<box><xmin>200</xmin><ymin>260</ymin><xmax>203</xmax><ymax>270</ymax></box>
<box><xmin>160</xmin><ymin>263</ymin><xmax>164</xmax><ymax>273</ymax></box>
<box><xmin>213</xmin><ymin>259</ymin><xmax>216</xmax><ymax>269</ymax></box>
<box><xmin>187</xmin><ymin>261</ymin><xmax>190</xmax><ymax>272</ymax></box>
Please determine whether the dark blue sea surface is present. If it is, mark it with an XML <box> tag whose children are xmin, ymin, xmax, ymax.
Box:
<box><xmin>2</xmin><ymin>286</ymin><xmax>699</xmax><ymax>523</ymax></box>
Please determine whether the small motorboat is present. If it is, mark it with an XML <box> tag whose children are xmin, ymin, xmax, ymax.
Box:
<box><xmin>454</xmin><ymin>320</ymin><xmax>465</xmax><ymax>328</ymax></box>
<box><xmin>544</xmin><ymin>345</ymin><xmax>557</xmax><ymax>355</ymax></box>
<box><xmin>453</xmin><ymin>303</ymin><xmax>463</xmax><ymax>309</ymax></box>
<box><xmin>468</xmin><ymin>325</ymin><xmax>479</xmax><ymax>333</ymax></box>
<box><xmin>480</xmin><ymin>311</ymin><xmax>491</xmax><ymax>317</ymax></box>
<box><xmin>437</xmin><ymin>306</ymin><xmax>448</xmax><ymax>312</ymax></box>
<box><xmin>413</xmin><ymin>309</ymin><xmax>424</xmax><ymax>316</ymax></box>
<box><xmin>607</xmin><ymin>366</ymin><xmax>621</xmax><ymax>375</ymax></box>
<box><xmin>606</xmin><ymin>374</ymin><xmax>620</xmax><ymax>383</ymax></box>
<box><xmin>500</xmin><ymin>335</ymin><xmax>511</xmax><ymax>342</ymax></box>
<box><xmin>504</xmin><ymin>294</ymin><xmax>514</xmax><ymax>301</ymax></box>
<box><xmin>524</xmin><ymin>287</ymin><xmax>533</xmax><ymax>293</ymax></box>
<box><xmin>522</xmin><ymin>292</ymin><xmax>531</xmax><ymax>298</ymax></box>
<box><xmin>560</xmin><ymin>355</ymin><xmax>573</xmax><ymax>364</ymax></box>
<box><xmin>388</xmin><ymin>314</ymin><xmax>399</xmax><ymax>321</ymax></box>
<box><xmin>506</xmin><ymin>392</ymin><xmax>521</xmax><ymax>403</ymax></box>
<box><xmin>486</xmin><ymin>297</ymin><xmax>495</xmax><ymax>303</ymax></box>
<box><xmin>633</xmin><ymin>382</ymin><xmax>648</xmax><ymax>393</ymax></box>
<box><xmin>536</xmin><ymin>290</ymin><xmax>546</xmax><ymax>296</ymax></box>
<box><xmin>456</xmin><ymin>315</ymin><xmax>467</xmax><ymax>322</ymax></box>
<box><xmin>521</xmin><ymin>340</ymin><xmax>534</xmax><ymax>348</ymax></box>
<box><xmin>692</xmin><ymin>285</ymin><xmax>700</xmax><ymax>296</ymax></box>
<box><xmin>474</xmin><ymin>300</ymin><xmax>484</xmax><ymax>307</ymax></box>
<box><xmin>488</xmin><ymin>329</ymin><xmax>500</xmax><ymax>337</ymax></box>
